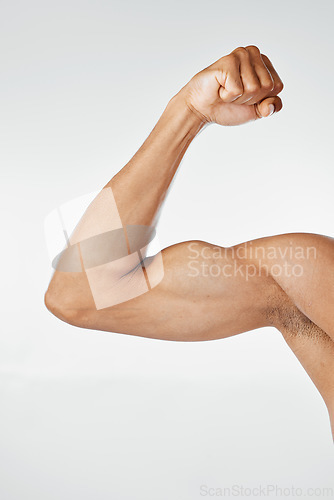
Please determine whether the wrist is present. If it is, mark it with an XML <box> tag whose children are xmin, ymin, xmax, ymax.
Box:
<box><xmin>165</xmin><ymin>92</ymin><xmax>209</xmax><ymax>139</ymax></box>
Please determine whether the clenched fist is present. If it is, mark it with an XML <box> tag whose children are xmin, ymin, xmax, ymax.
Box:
<box><xmin>177</xmin><ymin>45</ymin><xmax>284</xmax><ymax>126</ymax></box>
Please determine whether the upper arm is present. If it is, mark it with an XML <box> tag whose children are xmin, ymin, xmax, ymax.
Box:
<box><xmin>45</xmin><ymin>240</ymin><xmax>273</xmax><ymax>341</ymax></box>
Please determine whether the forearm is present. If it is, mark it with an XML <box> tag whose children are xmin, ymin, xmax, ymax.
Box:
<box><xmin>107</xmin><ymin>93</ymin><xmax>206</xmax><ymax>226</ymax></box>
<box><xmin>70</xmin><ymin>93</ymin><xmax>206</xmax><ymax>246</ymax></box>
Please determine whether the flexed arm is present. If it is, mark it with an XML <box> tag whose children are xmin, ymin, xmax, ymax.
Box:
<box><xmin>44</xmin><ymin>45</ymin><xmax>284</xmax><ymax>340</ymax></box>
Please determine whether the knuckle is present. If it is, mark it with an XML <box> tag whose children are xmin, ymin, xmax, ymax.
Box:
<box><xmin>226</xmin><ymin>52</ymin><xmax>238</xmax><ymax>64</ymax></box>
<box><xmin>233</xmin><ymin>46</ymin><xmax>248</xmax><ymax>56</ymax></box>
<box><xmin>263</xmin><ymin>79</ymin><xmax>274</xmax><ymax>91</ymax></box>
<box><xmin>274</xmin><ymin>81</ymin><xmax>284</xmax><ymax>93</ymax></box>
<box><xmin>246</xmin><ymin>45</ymin><xmax>261</xmax><ymax>54</ymax></box>
<box><xmin>261</xmin><ymin>53</ymin><xmax>269</xmax><ymax>62</ymax></box>
<box><xmin>244</xmin><ymin>83</ymin><xmax>260</xmax><ymax>94</ymax></box>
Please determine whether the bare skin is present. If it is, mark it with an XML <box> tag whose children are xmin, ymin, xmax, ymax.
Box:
<box><xmin>44</xmin><ymin>45</ymin><xmax>334</xmax><ymax>437</ymax></box>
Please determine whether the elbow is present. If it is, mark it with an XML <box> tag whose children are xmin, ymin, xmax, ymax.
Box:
<box><xmin>44</xmin><ymin>288</ymin><xmax>91</xmax><ymax>328</ymax></box>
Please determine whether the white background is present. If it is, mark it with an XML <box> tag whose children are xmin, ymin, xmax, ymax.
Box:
<box><xmin>1</xmin><ymin>0</ymin><xmax>334</xmax><ymax>498</ymax></box>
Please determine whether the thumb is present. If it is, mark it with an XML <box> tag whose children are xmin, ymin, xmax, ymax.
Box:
<box><xmin>254</xmin><ymin>96</ymin><xmax>283</xmax><ymax>119</ymax></box>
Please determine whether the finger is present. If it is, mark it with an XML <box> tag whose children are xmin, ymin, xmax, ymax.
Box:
<box><xmin>254</xmin><ymin>96</ymin><xmax>283</xmax><ymax>119</ymax></box>
<box><xmin>227</xmin><ymin>47</ymin><xmax>262</xmax><ymax>105</ymax></box>
<box><xmin>260</xmin><ymin>54</ymin><xmax>284</xmax><ymax>97</ymax></box>
<box><xmin>242</xmin><ymin>45</ymin><xmax>274</xmax><ymax>105</ymax></box>
<box><xmin>216</xmin><ymin>55</ymin><xmax>244</xmax><ymax>103</ymax></box>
